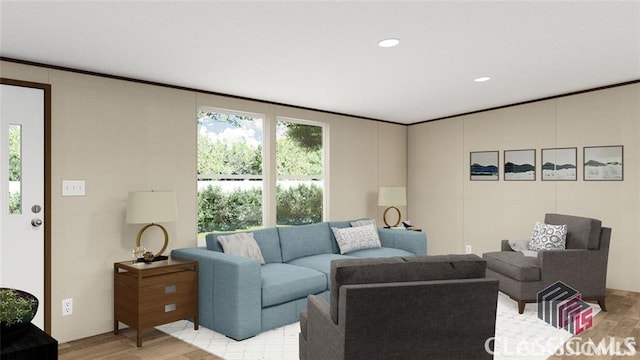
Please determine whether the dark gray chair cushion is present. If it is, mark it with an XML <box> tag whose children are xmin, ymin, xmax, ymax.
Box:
<box><xmin>545</xmin><ymin>213</ymin><xmax>601</xmax><ymax>250</ymax></box>
<box><xmin>329</xmin><ymin>254</ymin><xmax>486</xmax><ymax>323</ymax></box>
<box><xmin>482</xmin><ymin>251</ymin><xmax>541</xmax><ymax>281</ymax></box>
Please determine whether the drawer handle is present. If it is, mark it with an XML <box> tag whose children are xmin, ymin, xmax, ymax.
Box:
<box><xmin>165</xmin><ymin>285</ymin><xmax>176</xmax><ymax>294</ymax></box>
<box><xmin>165</xmin><ymin>304</ymin><xmax>176</xmax><ymax>312</ymax></box>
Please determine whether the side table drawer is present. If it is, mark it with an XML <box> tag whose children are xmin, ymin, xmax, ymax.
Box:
<box><xmin>139</xmin><ymin>271</ymin><xmax>197</xmax><ymax>327</ymax></box>
<box><xmin>139</xmin><ymin>271</ymin><xmax>196</xmax><ymax>298</ymax></box>
<box><xmin>138</xmin><ymin>296</ymin><xmax>197</xmax><ymax>328</ymax></box>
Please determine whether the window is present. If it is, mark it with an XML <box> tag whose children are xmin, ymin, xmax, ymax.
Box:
<box><xmin>8</xmin><ymin>124</ymin><xmax>21</xmax><ymax>214</ymax></box>
<box><xmin>197</xmin><ymin>109</ymin><xmax>263</xmax><ymax>233</ymax></box>
<box><xmin>276</xmin><ymin>119</ymin><xmax>324</xmax><ymax>225</ymax></box>
<box><xmin>196</xmin><ymin>109</ymin><xmax>327</xmax><ymax>236</ymax></box>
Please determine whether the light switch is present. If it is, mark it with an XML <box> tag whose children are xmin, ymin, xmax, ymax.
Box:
<box><xmin>62</xmin><ymin>180</ymin><xmax>85</xmax><ymax>196</ymax></box>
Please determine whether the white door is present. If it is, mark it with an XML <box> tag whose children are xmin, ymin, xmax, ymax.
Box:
<box><xmin>0</xmin><ymin>83</ymin><xmax>45</xmax><ymax>329</ymax></box>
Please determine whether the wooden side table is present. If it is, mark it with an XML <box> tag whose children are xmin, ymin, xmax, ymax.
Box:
<box><xmin>113</xmin><ymin>257</ymin><xmax>198</xmax><ymax>347</ymax></box>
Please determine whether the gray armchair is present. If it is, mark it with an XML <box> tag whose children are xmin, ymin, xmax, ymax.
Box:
<box><xmin>483</xmin><ymin>213</ymin><xmax>611</xmax><ymax>314</ymax></box>
<box><xmin>299</xmin><ymin>255</ymin><xmax>499</xmax><ymax>360</ymax></box>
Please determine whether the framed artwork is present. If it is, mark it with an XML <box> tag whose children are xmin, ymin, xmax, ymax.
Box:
<box><xmin>504</xmin><ymin>149</ymin><xmax>535</xmax><ymax>181</ymax></box>
<box><xmin>541</xmin><ymin>147</ymin><xmax>577</xmax><ymax>181</ymax></box>
<box><xmin>583</xmin><ymin>145</ymin><xmax>623</xmax><ymax>181</ymax></box>
<box><xmin>470</xmin><ymin>151</ymin><xmax>499</xmax><ymax>181</ymax></box>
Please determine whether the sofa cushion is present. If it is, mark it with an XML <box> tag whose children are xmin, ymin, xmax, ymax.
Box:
<box><xmin>206</xmin><ymin>227</ymin><xmax>282</xmax><ymax>263</ymax></box>
<box><xmin>528</xmin><ymin>222</ymin><xmax>567</xmax><ymax>251</ymax></box>
<box><xmin>261</xmin><ymin>263</ymin><xmax>326</xmax><ymax>307</ymax></box>
<box><xmin>217</xmin><ymin>232</ymin><xmax>266</xmax><ymax>264</ymax></box>
<box><xmin>545</xmin><ymin>213</ymin><xmax>601</xmax><ymax>250</ymax></box>
<box><xmin>329</xmin><ymin>254</ymin><xmax>486</xmax><ymax>323</ymax></box>
<box><xmin>482</xmin><ymin>251</ymin><xmax>541</xmax><ymax>282</ymax></box>
<box><xmin>288</xmin><ymin>254</ymin><xmax>355</xmax><ymax>290</ymax></box>
<box><xmin>347</xmin><ymin>247</ymin><xmax>414</xmax><ymax>258</ymax></box>
<box><xmin>278</xmin><ymin>223</ymin><xmax>334</xmax><ymax>262</ymax></box>
<box><xmin>332</xmin><ymin>224</ymin><xmax>381</xmax><ymax>254</ymax></box>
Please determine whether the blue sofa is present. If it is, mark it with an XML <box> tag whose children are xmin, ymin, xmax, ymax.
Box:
<box><xmin>171</xmin><ymin>220</ymin><xmax>427</xmax><ymax>340</ymax></box>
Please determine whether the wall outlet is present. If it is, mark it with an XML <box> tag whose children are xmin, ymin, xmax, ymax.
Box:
<box><xmin>465</xmin><ymin>245</ymin><xmax>472</xmax><ymax>254</ymax></box>
<box><xmin>62</xmin><ymin>298</ymin><xmax>73</xmax><ymax>316</ymax></box>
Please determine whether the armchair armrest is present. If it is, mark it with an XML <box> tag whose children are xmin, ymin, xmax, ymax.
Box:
<box><xmin>171</xmin><ymin>247</ymin><xmax>262</xmax><ymax>340</ymax></box>
<box><xmin>377</xmin><ymin>228</ymin><xmax>427</xmax><ymax>255</ymax></box>
<box><xmin>537</xmin><ymin>249</ymin><xmax>608</xmax><ymax>297</ymax></box>
<box><xmin>501</xmin><ymin>239</ymin><xmax>513</xmax><ymax>251</ymax></box>
<box><xmin>306</xmin><ymin>295</ymin><xmax>344</xmax><ymax>360</ymax></box>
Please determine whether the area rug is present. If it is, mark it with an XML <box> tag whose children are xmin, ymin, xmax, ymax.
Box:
<box><xmin>157</xmin><ymin>292</ymin><xmax>600</xmax><ymax>360</ymax></box>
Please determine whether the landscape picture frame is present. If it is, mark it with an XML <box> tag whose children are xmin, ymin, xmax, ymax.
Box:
<box><xmin>504</xmin><ymin>149</ymin><xmax>535</xmax><ymax>181</ymax></box>
<box><xmin>470</xmin><ymin>151</ymin><xmax>499</xmax><ymax>181</ymax></box>
<box><xmin>541</xmin><ymin>147</ymin><xmax>577</xmax><ymax>181</ymax></box>
<box><xmin>583</xmin><ymin>145</ymin><xmax>623</xmax><ymax>181</ymax></box>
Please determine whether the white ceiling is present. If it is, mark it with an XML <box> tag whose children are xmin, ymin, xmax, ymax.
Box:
<box><xmin>1</xmin><ymin>1</ymin><xmax>639</xmax><ymax>124</ymax></box>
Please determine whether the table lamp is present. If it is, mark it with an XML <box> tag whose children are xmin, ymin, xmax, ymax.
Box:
<box><xmin>377</xmin><ymin>186</ymin><xmax>406</xmax><ymax>227</ymax></box>
<box><xmin>126</xmin><ymin>191</ymin><xmax>177</xmax><ymax>261</ymax></box>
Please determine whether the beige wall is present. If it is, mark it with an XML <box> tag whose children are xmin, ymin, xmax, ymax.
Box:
<box><xmin>409</xmin><ymin>83</ymin><xmax>640</xmax><ymax>293</ymax></box>
<box><xmin>1</xmin><ymin>60</ymin><xmax>408</xmax><ymax>343</ymax></box>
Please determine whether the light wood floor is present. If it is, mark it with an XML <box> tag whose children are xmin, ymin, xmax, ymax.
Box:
<box><xmin>549</xmin><ymin>288</ymin><xmax>640</xmax><ymax>360</ymax></box>
<box><xmin>59</xmin><ymin>288</ymin><xmax>639</xmax><ymax>360</ymax></box>
<box><xmin>58</xmin><ymin>327</ymin><xmax>222</xmax><ymax>360</ymax></box>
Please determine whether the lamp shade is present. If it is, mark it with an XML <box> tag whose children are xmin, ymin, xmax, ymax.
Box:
<box><xmin>377</xmin><ymin>187</ymin><xmax>407</xmax><ymax>207</ymax></box>
<box><xmin>126</xmin><ymin>191</ymin><xmax>177</xmax><ymax>224</ymax></box>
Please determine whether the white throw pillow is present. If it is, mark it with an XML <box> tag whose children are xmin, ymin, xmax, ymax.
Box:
<box><xmin>508</xmin><ymin>239</ymin><xmax>530</xmax><ymax>252</ymax></box>
<box><xmin>508</xmin><ymin>239</ymin><xmax>538</xmax><ymax>257</ymax></box>
<box><xmin>217</xmin><ymin>232</ymin><xmax>265</xmax><ymax>264</ymax></box>
<box><xmin>350</xmin><ymin>219</ymin><xmax>377</xmax><ymax>227</ymax></box>
<box><xmin>332</xmin><ymin>224</ymin><xmax>381</xmax><ymax>254</ymax></box>
<box><xmin>528</xmin><ymin>222</ymin><xmax>567</xmax><ymax>251</ymax></box>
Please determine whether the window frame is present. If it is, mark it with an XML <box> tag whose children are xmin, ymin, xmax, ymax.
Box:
<box><xmin>196</xmin><ymin>107</ymin><xmax>329</xmax><ymax>231</ymax></box>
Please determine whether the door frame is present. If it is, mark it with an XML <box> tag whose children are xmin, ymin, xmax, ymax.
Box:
<box><xmin>1</xmin><ymin>78</ymin><xmax>51</xmax><ymax>334</ymax></box>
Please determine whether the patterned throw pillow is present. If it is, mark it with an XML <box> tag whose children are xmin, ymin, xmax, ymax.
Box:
<box><xmin>528</xmin><ymin>222</ymin><xmax>567</xmax><ymax>251</ymax></box>
<box><xmin>217</xmin><ymin>232</ymin><xmax>266</xmax><ymax>264</ymax></box>
<box><xmin>332</xmin><ymin>224</ymin><xmax>381</xmax><ymax>254</ymax></box>
<box><xmin>350</xmin><ymin>219</ymin><xmax>377</xmax><ymax>227</ymax></box>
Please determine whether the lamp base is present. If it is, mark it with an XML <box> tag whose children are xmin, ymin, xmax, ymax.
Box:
<box><xmin>383</xmin><ymin>206</ymin><xmax>402</xmax><ymax>227</ymax></box>
<box><xmin>136</xmin><ymin>255</ymin><xmax>168</xmax><ymax>263</ymax></box>
<box><xmin>135</xmin><ymin>223</ymin><xmax>169</xmax><ymax>260</ymax></box>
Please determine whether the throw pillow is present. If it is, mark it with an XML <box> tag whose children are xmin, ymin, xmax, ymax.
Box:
<box><xmin>350</xmin><ymin>219</ymin><xmax>377</xmax><ymax>228</ymax></box>
<box><xmin>217</xmin><ymin>232</ymin><xmax>266</xmax><ymax>264</ymax></box>
<box><xmin>332</xmin><ymin>224</ymin><xmax>381</xmax><ymax>254</ymax></box>
<box><xmin>508</xmin><ymin>239</ymin><xmax>530</xmax><ymax>252</ymax></box>
<box><xmin>528</xmin><ymin>221</ymin><xmax>567</xmax><ymax>251</ymax></box>
<box><xmin>509</xmin><ymin>239</ymin><xmax>538</xmax><ymax>257</ymax></box>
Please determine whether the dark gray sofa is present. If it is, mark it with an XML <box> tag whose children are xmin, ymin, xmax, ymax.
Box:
<box><xmin>483</xmin><ymin>213</ymin><xmax>611</xmax><ymax>313</ymax></box>
<box><xmin>299</xmin><ymin>254</ymin><xmax>499</xmax><ymax>360</ymax></box>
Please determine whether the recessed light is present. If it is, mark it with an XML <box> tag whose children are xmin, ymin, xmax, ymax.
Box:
<box><xmin>378</xmin><ymin>38</ymin><xmax>400</xmax><ymax>48</ymax></box>
<box><xmin>474</xmin><ymin>76</ymin><xmax>491</xmax><ymax>82</ymax></box>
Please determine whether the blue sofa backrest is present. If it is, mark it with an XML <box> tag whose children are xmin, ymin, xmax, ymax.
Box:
<box><xmin>205</xmin><ymin>227</ymin><xmax>283</xmax><ymax>263</ymax></box>
<box><xmin>204</xmin><ymin>219</ymin><xmax>372</xmax><ymax>264</ymax></box>
<box><xmin>278</xmin><ymin>222</ymin><xmax>334</xmax><ymax>262</ymax></box>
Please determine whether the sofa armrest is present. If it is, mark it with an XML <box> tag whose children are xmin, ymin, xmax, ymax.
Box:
<box><xmin>377</xmin><ymin>228</ymin><xmax>427</xmax><ymax>255</ymax></box>
<box><xmin>306</xmin><ymin>295</ymin><xmax>345</xmax><ymax>360</ymax></box>
<box><xmin>538</xmin><ymin>249</ymin><xmax>608</xmax><ymax>297</ymax></box>
<box><xmin>171</xmin><ymin>247</ymin><xmax>262</xmax><ymax>340</ymax></box>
